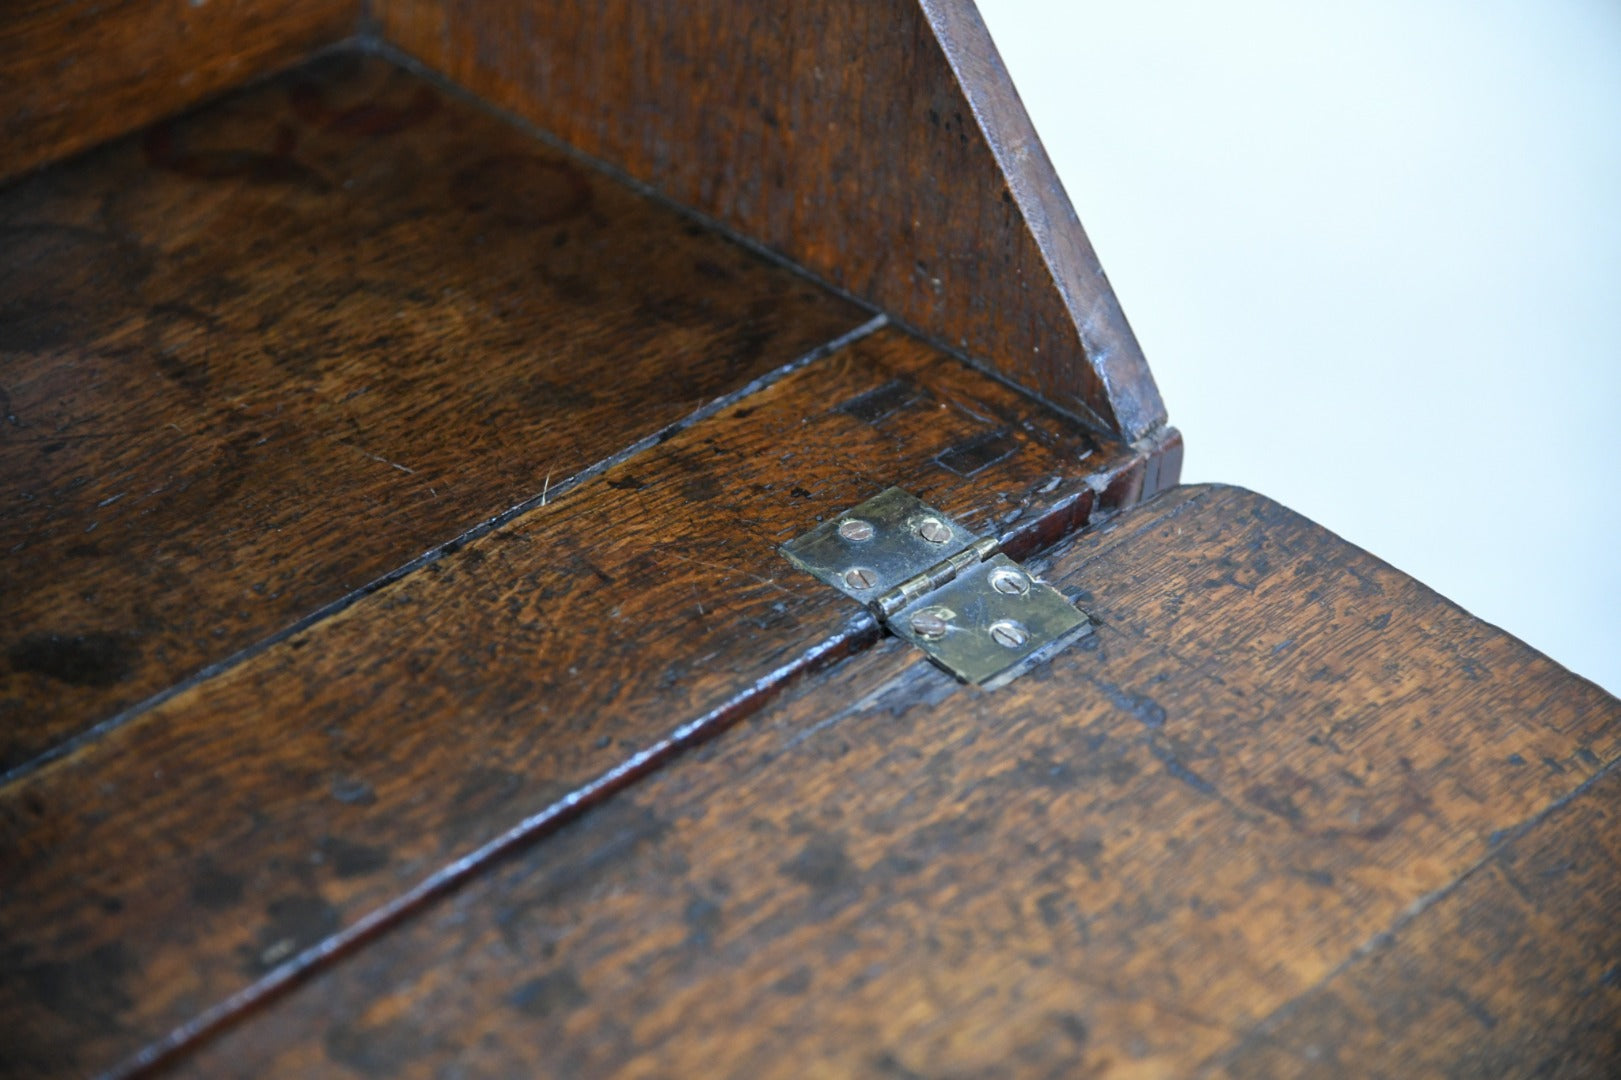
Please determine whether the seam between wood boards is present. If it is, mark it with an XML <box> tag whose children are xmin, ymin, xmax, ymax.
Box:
<box><xmin>1046</xmin><ymin>482</ymin><xmax>1621</xmax><ymax>1075</ymax></box>
<box><xmin>106</xmin><ymin>480</ymin><xmax>1612</xmax><ymax>1077</ymax></box>
<box><xmin>0</xmin><ymin>314</ymin><xmax>887</xmax><ymax>791</ymax></box>
<box><xmin>100</xmin><ymin>362</ymin><xmax>1173</xmax><ymax>1080</ymax></box>
<box><xmin>103</xmin><ymin>612</ymin><xmax>883</xmax><ymax>1080</ymax></box>
<box><xmin>1192</xmin><ymin>749</ymin><xmax>1621</xmax><ymax>1078</ymax></box>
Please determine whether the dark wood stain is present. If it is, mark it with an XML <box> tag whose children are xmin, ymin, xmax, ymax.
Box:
<box><xmin>374</xmin><ymin>0</ymin><xmax>1167</xmax><ymax>439</ymax></box>
<box><xmin>0</xmin><ymin>328</ymin><xmax>1166</xmax><ymax>1079</ymax></box>
<box><xmin>0</xmin><ymin>0</ymin><xmax>358</xmax><ymax>183</ymax></box>
<box><xmin>838</xmin><ymin>379</ymin><xmax>927</xmax><ymax>425</ymax></box>
<box><xmin>155</xmin><ymin>487</ymin><xmax>1618</xmax><ymax>1078</ymax></box>
<box><xmin>0</xmin><ymin>52</ymin><xmax>868</xmax><ymax>771</ymax></box>
<box><xmin>935</xmin><ymin>427</ymin><xmax>1020</xmax><ymax>477</ymax></box>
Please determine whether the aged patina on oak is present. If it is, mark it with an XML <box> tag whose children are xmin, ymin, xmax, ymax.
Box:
<box><xmin>0</xmin><ymin>310</ymin><xmax>1169</xmax><ymax>1076</ymax></box>
<box><xmin>0</xmin><ymin>0</ymin><xmax>359</xmax><ymax>183</ymax></box>
<box><xmin>3</xmin><ymin>0</ymin><xmax>1166</xmax><ymax>443</ymax></box>
<box><xmin>0</xmin><ymin>54</ymin><xmax>867</xmax><ymax>771</ymax></box>
<box><xmin>2</xmin><ymin>1</ymin><xmax>1617</xmax><ymax>1078</ymax></box>
<box><xmin>376</xmin><ymin>0</ymin><xmax>1166</xmax><ymax>439</ymax></box>
<box><xmin>163</xmin><ymin>487</ymin><xmax>1621</xmax><ymax>1078</ymax></box>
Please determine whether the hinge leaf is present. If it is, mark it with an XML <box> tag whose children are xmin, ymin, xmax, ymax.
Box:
<box><xmin>780</xmin><ymin>488</ymin><xmax>1091</xmax><ymax>686</ymax></box>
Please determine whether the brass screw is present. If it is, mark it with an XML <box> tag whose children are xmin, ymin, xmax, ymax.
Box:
<box><xmin>917</xmin><ymin>518</ymin><xmax>952</xmax><ymax>544</ymax></box>
<box><xmin>988</xmin><ymin>568</ymin><xmax>1029</xmax><ymax>596</ymax></box>
<box><xmin>839</xmin><ymin>519</ymin><xmax>875</xmax><ymax>542</ymax></box>
<box><xmin>910</xmin><ymin>608</ymin><xmax>951</xmax><ymax>640</ymax></box>
<box><xmin>989</xmin><ymin>620</ymin><xmax>1029</xmax><ymax>649</ymax></box>
<box><xmin>844</xmin><ymin>567</ymin><xmax>878</xmax><ymax>590</ymax></box>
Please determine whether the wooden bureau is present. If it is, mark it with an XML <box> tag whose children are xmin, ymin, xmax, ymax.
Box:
<box><xmin>2</xmin><ymin>3</ymin><xmax>1616</xmax><ymax>1077</ymax></box>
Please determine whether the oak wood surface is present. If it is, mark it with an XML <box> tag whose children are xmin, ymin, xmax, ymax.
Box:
<box><xmin>1211</xmin><ymin>765</ymin><xmax>1621</xmax><ymax>1078</ymax></box>
<box><xmin>0</xmin><ymin>52</ymin><xmax>868</xmax><ymax>773</ymax></box>
<box><xmin>1</xmin><ymin>0</ymin><xmax>358</xmax><ymax>184</ymax></box>
<box><xmin>373</xmin><ymin>0</ymin><xmax>1167</xmax><ymax>441</ymax></box>
<box><xmin>0</xmin><ymin>325</ymin><xmax>1173</xmax><ymax>1079</ymax></box>
<box><xmin>156</xmin><ymin>485</ymin><xmax>1619</xmax><ymax>1078</ymax></box>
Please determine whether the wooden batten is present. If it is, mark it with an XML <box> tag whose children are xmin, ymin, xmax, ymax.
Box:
<box><xmin>373</xmin><ymin>0</ymin><xmax>1168</xmax><ymax>442</ymax></box>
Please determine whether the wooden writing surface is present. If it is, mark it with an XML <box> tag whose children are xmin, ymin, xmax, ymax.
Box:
<box><xmin>135</xmin><ymin>487</ymin><xmax>1621</xmax><ymax>1077</ymax></box>
<box><xmin>0</xmin><ymin>321</ymin><xmax>1173</xmax><ymax>1078</ymax></box>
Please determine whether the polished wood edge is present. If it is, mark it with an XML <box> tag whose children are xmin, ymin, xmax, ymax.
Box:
<box><xmin>143</xmin><ymin>483</ymin><xmax>1620</xmax><ymax>1076</ymax></box>
<box><xmin>918</xmin><ymin>0</ymin><xmax>1167</xmax><ymax>441</ymax></box>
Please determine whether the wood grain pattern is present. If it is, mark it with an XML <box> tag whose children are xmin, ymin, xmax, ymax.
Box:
<box><xmin>1212</xmin><ymin>765</ymin><xmax>1621</xmax><ymax>1078</ymax></box>
<box><xmin>0</xmin><ymin>327</ymin><xmax>1171</xmax><ymax>1080</ymax></box>
<box><xmin>373</xmin><ymin>0</ymin><xmax>1167</xmax><ymax>441</ymax></box>
<box><xmin>1</xmin><ymin>0</ymin><xmax>357</xmax><ymax>183</ymax></box>
<box><xmin>160</xmin><ymin>485</ymin><xmax>1619</xmax><ymax>1079</ymax></box>
<box><xmin>0</xmin><ymin>52</ymin><xmax>868</xmax><ymax>772</ymax></box>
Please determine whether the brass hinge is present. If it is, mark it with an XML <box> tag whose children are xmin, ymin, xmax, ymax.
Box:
<box><xmin>780</xmin><ymin>488</ymin><xmax>1091</xmax><ymax>687</ymax></box>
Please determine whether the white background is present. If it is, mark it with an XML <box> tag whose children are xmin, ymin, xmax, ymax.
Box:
<box><xmin>978</xmin><ymin>0</ymin><xmax>1621</xmax><ymax>694</ymax></box>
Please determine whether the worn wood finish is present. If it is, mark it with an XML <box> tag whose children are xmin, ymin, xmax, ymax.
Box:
<box><xmin>0</xmin><ymin>52</ymin><xmax>870</xmax><ymax>772</ymax></box>
<box><xmin>159</xmin><ymin>485</ymin><xmax>1619</xmax><ymax>1078</ymax></box>
<box><xmin>374</xmin><ymin>0</ymin><xmax>1166</xmax><ymax>441</ymax></box>
<box><xmin>1212</xmin><ymin>765</ymin><xmax>1621</xmax><ymax>1078</ymax></box>
<box><xmin>0</xmin><ymin>326</ymin><xmax>1175</xmax><ymax>1079</ymax></box>
<box><xmin>0</xmin><ymin>0</ymin><xmax>358</xmax><ymax>184</ymax></box>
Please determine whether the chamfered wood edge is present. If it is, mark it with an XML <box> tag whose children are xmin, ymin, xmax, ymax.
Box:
<box><xmin>368</xmin><ymin>0</ymin><xmax>1170</xmax><ymax>443</ymax></box>
<box><xmin>0</xmin><ymin>19</ymin><xmax>1182</xmax><ymax>791</ymax></box>
<box><xmin>918</xmin><ymin>0</ymin><xmax>1165</xmax><ymax>442</ymax></box>
<box><xmin>0</xmin><ymin>17</ymin><xmax>1187</xmax><ymax>786</ymax></box>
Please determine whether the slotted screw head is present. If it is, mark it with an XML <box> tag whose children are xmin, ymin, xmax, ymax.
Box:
<box><xmin>988</xmin><ymin>567</ymin><xmax>1030</xmax><ymax>596</ymax></box>
<box><xmin>839</xmin><ymin>519</ymin><xmax>875</xmax><ymax>542</ymax></box>
<box><xmin>843</xmin><ymin>566</ymin><xmax>879</xmax><ymax>591</ymax></box>
<box><xmin>910</xmin><ymin>608</ymin><xmax>951</xmax><ymax>640</ymax></box>
<box><xmin>917</xmin><ymin>518</ymin><xmax>952</xmax><ymax>544</ymax></box>
<box><xmin>989</xmin><ymin>620</ymin><xmax>1029</xmax><ymax>649</ymax></box>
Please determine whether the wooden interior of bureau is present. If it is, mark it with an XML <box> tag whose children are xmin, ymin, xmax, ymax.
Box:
<box><xmin>3</xmin><ymin>4</ymin><xmax>1617</xmax><ymax>1079</ymax></box>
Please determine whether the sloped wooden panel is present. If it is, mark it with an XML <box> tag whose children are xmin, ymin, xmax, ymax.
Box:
<box><xmin>0</xmin><ymin>325</ymin><xmax>1172</xmax><ymax>1079</ymax></box>
<box><xmin>375</xmin><ymin>0</ymin><xmax>1167</xmax><ymax>441</ymax></box>
<box><xmin>156</xmin><ymin>486</ymin><xmax>1620</xmax><ymax>1077</ymax></box>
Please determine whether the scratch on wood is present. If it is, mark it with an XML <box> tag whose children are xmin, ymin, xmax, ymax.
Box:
<box><xmin>353</xmin><ymin>447</ymin><xmax>416</xmax><ymax>475</ymax></box>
